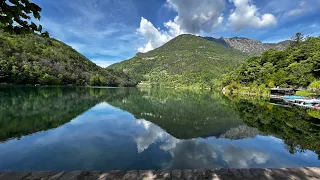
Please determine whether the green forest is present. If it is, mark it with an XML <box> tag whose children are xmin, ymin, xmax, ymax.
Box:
<box><xmin>0</xmin><ymin>0</ymin><xmax>137</xmax><ymax>87</ymax></box>
<box><xmin>109</xmin><ymin>34</ymin><xmax>249</xmax><ymax>89</ymax></box>
<box><xmin>223</xmin><ymin>36</ymin><xmax>320</xmax><ymax>91</ymax></box>
<box><xmin>0</xmin><ymin>32</ymin><xmax>137</xmax><ymax>86</ymax></box>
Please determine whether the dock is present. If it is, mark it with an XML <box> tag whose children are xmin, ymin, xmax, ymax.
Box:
<box><xmin>270</xmin><ymin>88</ymin><xmax>297</xmax><ymax>96</ymax></box>
<box><xmin>0</xmin><ymin>168</ymin><xmax>320</xmax><ymax>180</ymax></box>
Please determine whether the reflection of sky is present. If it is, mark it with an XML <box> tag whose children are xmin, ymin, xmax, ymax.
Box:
<box><xmin>0</xmin><ymin>102</ymin><xmax>320</xmax><ymax>171</ymax></box>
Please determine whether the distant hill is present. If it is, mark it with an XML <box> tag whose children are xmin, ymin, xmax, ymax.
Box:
<box><xmin>223</xmin><ymin>37</ymin><xmax>320</xmax><ymax>89</ymax></box>
<box><xmin>204</xmin><ymin>37</ymin><xmax>291</xmax><ymax>56</ymax></box>
<box><xmin>109</xmin><ymin>34</ymin><xmax>249</xmax><ymax>88</ymax></box>
<box><xmin>0</xmin><ymin>32</ymin><xmax>135</xmax><ymax>86</ymax></box>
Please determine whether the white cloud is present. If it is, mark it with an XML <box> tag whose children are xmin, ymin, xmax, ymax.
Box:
<box><xmin>137</xmin><ymin>0</ymin><xmax>226</xmax><ymax>53</ymax></box>
<box><xmin>167</xmin><ymin>0</ymin><xmax>225</xmax><ymax>33</ymax></box>
<box><xmin>35</xmin><ymin>0</ymin><xmax>139</xmax><ymax>65</ymax></box>
<box><xmin>228</xmin><ymin>0</ymin><xmax>277</xmax><ymax>31</ymax></box>
<box><xmin>135</xmin><ymin>119</ymin><xmax>166</xmax><ymax>153</ymax></box>
<box><xmin>222</xmin><ymin>145</ymin><xmax>270</xmax><ymax>168</ymax></box>
<box><xmin>137</xmin><ymin>17</ymin><xmax>185</xmax><ymax>53</ymax></box>
<box><xmin>284</xmin><ymin>0</ymin><xmax>312</xmax><ymax>17</ymax></box>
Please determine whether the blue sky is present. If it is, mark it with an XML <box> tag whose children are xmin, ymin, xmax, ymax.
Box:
<box><xmin>33</xmin><ymin>0</ymin><xmax>320</xmax><ymax>67</ymax></box>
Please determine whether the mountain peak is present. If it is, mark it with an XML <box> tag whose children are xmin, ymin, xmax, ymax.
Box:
<box><xmin>204</xmin><ymin>36</ymin><xmax>290</xmax><ymax>55</ymax></box>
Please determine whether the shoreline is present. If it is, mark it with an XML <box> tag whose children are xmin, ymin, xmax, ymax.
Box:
<box><xmin>0</xmin><ymin>168</ymin><xmax>319</xmax><ymax>180</ymax></box>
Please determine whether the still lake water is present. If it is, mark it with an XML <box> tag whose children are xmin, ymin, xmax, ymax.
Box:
<box><xmin>0</xmin><ymin>86</ymin><xmax>320</xmax><ymax>171</ymax></box>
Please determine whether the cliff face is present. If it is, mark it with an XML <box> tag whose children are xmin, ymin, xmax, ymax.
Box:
<box><xmin>205</xmin><ymin>37</ymin><xmax>291</xmax><ymax>56</ymax></box>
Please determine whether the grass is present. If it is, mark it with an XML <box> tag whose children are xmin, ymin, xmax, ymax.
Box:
<box><xmin>296</xmin><ymin>90</ymin><xmax>316</xmax><ymax>97</ymax></box>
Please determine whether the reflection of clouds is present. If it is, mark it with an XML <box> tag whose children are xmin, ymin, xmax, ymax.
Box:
<box><xmin>168</xmin><ymin>140</ymin><xmax>224</xmax><ymax>169</ymax></box>
<box><xmin>134</xmin><ymin>119</ymin><xmax>270</xmax><ymax>169</ymax></box>
<box><xmin>135</xmin><ymin>119</ymin><xmax>167</xmax><ymax>153</ymax></box>
<box><xmin>223</xmin><ymin>145</ymin><xmax>269</xmax><ymax>168</ymax></box>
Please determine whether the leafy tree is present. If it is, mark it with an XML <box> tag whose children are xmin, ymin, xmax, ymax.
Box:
<box><xmin>0</xmin><ymin>0</ymin><xmax>47</xmax><ymax>34</ymax></box>
<box><xmin>291</xmin><ymin>32</ymin><xmax>305</xmax><ymax>45</ymax></box>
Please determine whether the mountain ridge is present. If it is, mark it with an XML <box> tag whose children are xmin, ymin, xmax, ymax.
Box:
<box><xmin>203</xmin><ymin>36</ymin><xmax>291</xmax><ymax>55</ymax></box>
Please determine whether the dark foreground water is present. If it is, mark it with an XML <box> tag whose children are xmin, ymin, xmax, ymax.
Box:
<box><xmin>0</xmin><ymin>86</ymin><xmax>319</xmax><ymax>171</ymax></box>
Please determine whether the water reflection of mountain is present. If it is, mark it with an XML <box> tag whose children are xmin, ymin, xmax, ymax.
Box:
<box><xmin>105</xmin><ymin>88</ymin><xmax>245</xmax><ymax>139</ymax></box>
<box><xmin>227</xmin><ymin>96</ymin><xmax>320</xmax><ymax>159</ymax></box>
<box><xmin>0</xmin><ymin>86</ymin><xmax>104</xmax><ymax>141</ymax></box>
<box><xmin>134</xmin><ymin>119</ymin><xmax>271</xmax><ymax>169</ymax></box>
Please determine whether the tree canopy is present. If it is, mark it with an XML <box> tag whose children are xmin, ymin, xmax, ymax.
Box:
<box><xmin>223</xmin><ymin>35</ymin><xmax>320</xmax><ymax>89</ymax></box>
<box><xmin>0</xmin><ymin>0</ymin><xmax>48</xmax><ymax>36</ymax></box>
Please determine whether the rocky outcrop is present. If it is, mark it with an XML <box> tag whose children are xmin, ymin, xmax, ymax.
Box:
<box><xmin>219</xmin><ymin>125</ymin><xmax>260</xmax><ymax>140</ymax></box>
<box><xmin>204</xmin><ymin>36</ymin><xmax>291</xmax><ymax>56</ymax></box>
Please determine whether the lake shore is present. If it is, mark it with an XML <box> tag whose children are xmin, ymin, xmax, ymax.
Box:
<box><xmin>1</xmin><ymin>168</ymin><xmax>319</xmax><ymax>180</ymax></box>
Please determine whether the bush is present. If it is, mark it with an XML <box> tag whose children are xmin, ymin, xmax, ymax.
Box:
<box><xmin>308</xmin><ymin>80</ymin><xmax>320</xmax><ymax>90</ymax></box>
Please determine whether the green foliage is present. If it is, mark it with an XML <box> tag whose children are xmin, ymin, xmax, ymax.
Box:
<box><xmin>0</xmin><ymin>0</ymin><xmax>45</xmax><ymax>34</ymax></box>
<box><xmin>0</xmin><ymin>32</ymin><xmax>136</xmax><ymax>86</ymax></box>
<box><xmin>109</xmin><ymin>34</ymin><xmax>249</xmax><ymax>89</ymax></box>
<box><xmin>307</xmin><ymin>109</ymin><xmax>320</xmax><ymax>119</ymax></box>
<box><xmin>268</xmin><ymin>81</ymin><xmax>275</xmax><ymax>88</ymax></box>
<box><xmin>90</xmin><ymin>74</ymin><xmax>108</xmax><ymax>86</ymax></box>
<box><xmin>296</xmin><ymin>90</ymin><xmax>316</xmax><ymax>97</ymax></box>
<box><xmin>224</xmin><ymin>37</ymin><xmax>320</xmax><ymax>89</ymax></box>
<box><xmin>308</xmin><ymin>81</ymin><xmax>320</xmax><ymax>90</ymax></box>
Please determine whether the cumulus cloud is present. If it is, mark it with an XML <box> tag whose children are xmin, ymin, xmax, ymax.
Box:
<box><xmin>167</xmin><ymin>0</ymin><xmax>225</xmax><ymax>33</ymax></box>
<box><xmin>137</xmin><ymin>0</ymin><xmax>225</xmax><ymax>52</ymax></box>
<box><xmin>228</xmin><ymin>0</ymin><xmax>277</xmax><ymax>31</ymax></box>
<box><xmin>137</xmin><ymin>17</ymin><xmax>185</xmax><ymax>53</ymax></box>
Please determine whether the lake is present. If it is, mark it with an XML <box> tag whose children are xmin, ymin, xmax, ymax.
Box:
<box><xmin>0</xmin><ymin>86</ymin><xmax>319</xmax><ymax>171</ymax></box>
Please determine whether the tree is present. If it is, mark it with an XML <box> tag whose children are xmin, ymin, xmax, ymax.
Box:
<box><xmin>0</xmin><ymin>0</ymin><xmax>45</xmax><ymax>34</ymax></box>
<box><xmin>291</xmin><ymin>32</ymin><xmax>305</xmax><ymax>45</ymax></box>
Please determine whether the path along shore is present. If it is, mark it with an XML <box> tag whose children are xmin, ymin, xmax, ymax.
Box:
<box><xmin>1</xmin><ymin>168</ymin><xmax>320</xmax><ymax>180</ymax></box>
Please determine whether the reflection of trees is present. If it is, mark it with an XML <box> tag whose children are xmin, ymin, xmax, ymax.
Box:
<box><xmin>105</xmin><ymin>88</ymin><xmax>243</xmax><ymax>139</ymax></box>
<box><xmin>0</xmin><ymin>86</ymin><xmax>105</xmax><ymax>141</ymax></box>
<box><xmin>228</xmin><ymin>98</ymin><xmax>320</xmax><ymax>159</ymax></box>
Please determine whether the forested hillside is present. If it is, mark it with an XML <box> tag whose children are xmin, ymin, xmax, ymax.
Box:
<box><xmin>0</xmin><ymin>32</ymin><xmax>136</xmax><ymax>86</ymax></box>
<box><xmin>109</xmin><ymin>34</ymin><xmax>249</xmax><ymax>89</ymax></box>
<box><xmin>223</xmin><ymin>37</ymin><xmax>320</xmax><ymax>90</ymax></box>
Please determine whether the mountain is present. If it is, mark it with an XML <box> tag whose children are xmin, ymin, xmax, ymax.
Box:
<box><xmin>0</xmin><ymin>32</ymin><xmax>135</xmax><ymax>86</ymax></box>
<box><xmin>223</xmin><ymin>37</ymin><xmax>320</xmax><ymax>90</ymax></box>
<box><xmin>205</xmin><ymin>37</ymin><xmax>291</xmax><ymax>56</ymax></box>
<box><xmin>109</xmin><ymin>34</ymin><xmax>249</xmax><ymax>89</ymax></box>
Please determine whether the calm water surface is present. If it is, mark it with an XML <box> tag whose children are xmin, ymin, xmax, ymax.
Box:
<box><xmin>0</xmin><ymin>86</ymin><xmax>319</xmax><ymax>171</ymax></box>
